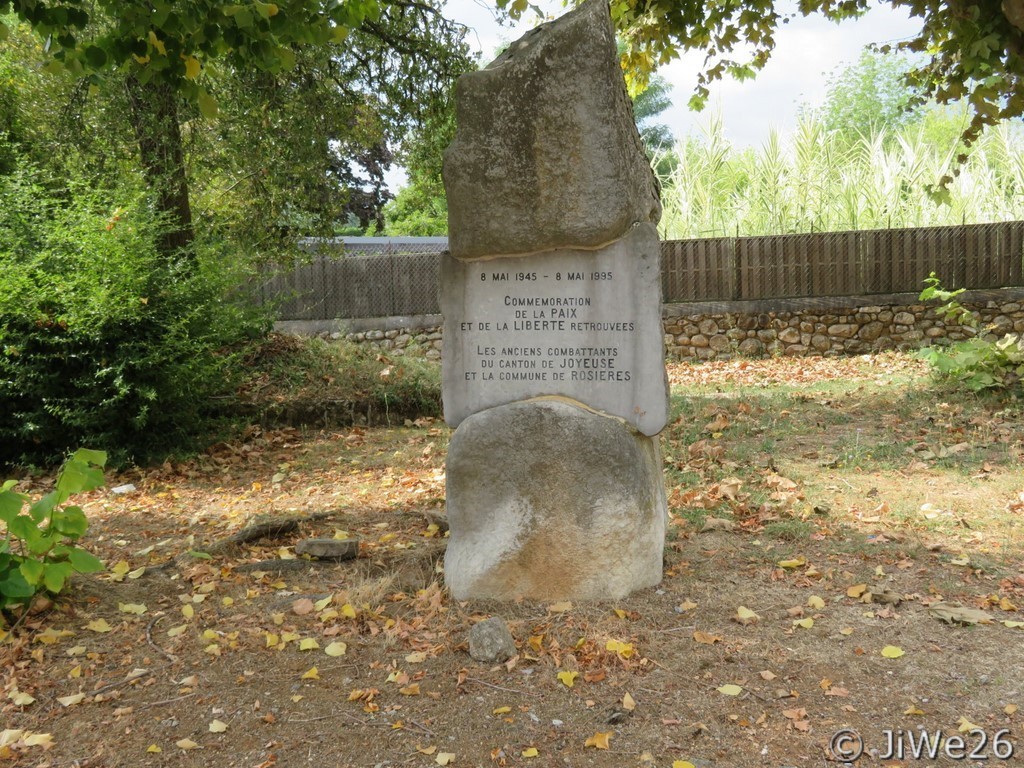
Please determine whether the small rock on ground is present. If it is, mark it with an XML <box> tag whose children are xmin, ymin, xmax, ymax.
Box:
<box><xmin>468</xmin><ymin>617</ymin><xmax>517</xmax><ymax>663</ymax></box>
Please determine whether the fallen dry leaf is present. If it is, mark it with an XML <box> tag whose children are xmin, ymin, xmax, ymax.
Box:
<box><xmin>584</xmin><ymin>732</ymin><xmax>611</xmax><ymax>750</ymax></box>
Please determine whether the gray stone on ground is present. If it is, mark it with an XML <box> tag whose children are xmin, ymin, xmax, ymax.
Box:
<box><xmin>468</xmin><ymin>617</ymin><xmax>517</xmax><ymax>663</ymax></box>
<box><xmin>444</xmin><ymin>399</ymin><xmax>666</xmax><ymax>600</ymax></box>
<box><xmin>442</xmin><ymin>0</ymin><xmax>660</xmax><ymax>259</ymax></box>
<box><xmin>294</xmin><ymin>538</ymin><xmax>359</xmax><ymax>561</ymax></box>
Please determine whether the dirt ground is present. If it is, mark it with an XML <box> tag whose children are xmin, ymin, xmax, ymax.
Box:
<box><xmin>3</xmin><ymin>354</ymin><xmax>1024</xmax><ymax>768</ymax></box>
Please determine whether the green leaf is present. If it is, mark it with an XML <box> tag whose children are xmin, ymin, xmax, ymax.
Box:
<box><xmin>52</xmin><ymin>506</ymin><xmax>88</xmax><ymax>538</ymax></box>
<box><xmin>188</xmin><ymin>550</ymin><xmax>212</xmax><ymax>560</ymax></box>
<box><xmin>0</xmin><ymin>568</ymin><xmax>34</xmax><ymax>601</ymax></box>
<box><xmin>197</xmin><ymin>89</ymin><xmax>219</xmax><ymax>118</ymax></box>
<box><xmin>0</xmin><ymin>490</ymin><xmax>24</xmax><ymax>525</ymax></box>
<box><xmin>29</xmin><ymin>491</ymin><xmax>59</xmax><ymax>522</ymax></box>
<box><xmin>83</xmin><ymin>45</ymin><xmax>107</xmax><ymax>68</ymax></box>
<box><xmin>71</xmin><ymin>449</ymin><xmax>107</xmax><ymax>468</ymax></box>
<box><xmin>19</xmin><ymin>557</ymin><xmax>45</xmax><ymax>586</ymax></box>
<box><xmin>67</xmin><ymin>548</ymin><xmax>104</xmax><ymax>574</ymax></box>
<box><xmin>42</xmin><ymin>561</ymin><xmax>73</xmax><ymax>593</ymax></box>
<box><xmin>9</xmin><ymin>516</ymin><xmax>45</xmax><ymax>552</ymax></box>
<box><xmin>57</xmin><ymin>457</ymin><xmax>105</xmax><ymax>496</ymax></box>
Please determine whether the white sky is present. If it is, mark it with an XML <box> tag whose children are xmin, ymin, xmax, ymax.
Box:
<box><xmin>442</xmin><ymin>0</ymin><xmax>921</xmax><ymax>147</ymax></box>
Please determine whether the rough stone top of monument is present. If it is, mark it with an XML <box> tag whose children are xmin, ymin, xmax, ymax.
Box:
<box><xmin>442</xmin><ymin>0</ymin><xmax>661</xmax><ymax>260</ymax></box>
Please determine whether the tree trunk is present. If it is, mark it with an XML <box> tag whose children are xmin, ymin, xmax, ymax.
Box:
<box><xmin>125</xmin><ymin>75</ymin><xmax>194</xmax><ymax>260</ymax></box>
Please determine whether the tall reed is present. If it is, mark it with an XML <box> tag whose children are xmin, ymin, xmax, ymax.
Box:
<box><xmin>656</xmin><ymin>113</ymin><xmax>1024</xmax><ymax>239</ymax></box>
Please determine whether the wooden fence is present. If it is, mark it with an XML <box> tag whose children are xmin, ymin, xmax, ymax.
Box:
<box><xmin>661</xmin><ymin>221</ymin><xmax>1024</xmax><ymax>303</ymax></box>
<box><xmin>264</xmin><ymin>222</ymin><xmax>1024</xmax><ymax>320</ymax></box>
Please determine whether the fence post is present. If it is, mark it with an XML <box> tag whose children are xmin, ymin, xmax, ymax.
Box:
<box><xmin>732</xmin><ymin>235</ymin><xmax>742</xmax><ymax>300</ymax></box>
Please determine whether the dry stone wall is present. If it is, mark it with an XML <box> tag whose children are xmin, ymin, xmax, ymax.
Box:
<box><xmin>327</xmin><ymin>289</ymin><xmax>1024</xmax><ymax>361</ymax></box>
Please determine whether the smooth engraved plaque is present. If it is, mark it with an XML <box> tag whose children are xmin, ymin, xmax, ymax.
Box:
<box><xmin>440</xmin><ymin>223</ymin><xmax>667</xmax><ymax>436</ymax></box>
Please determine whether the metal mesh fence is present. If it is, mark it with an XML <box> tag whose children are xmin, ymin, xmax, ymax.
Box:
<box><xmin>260</xmin><ymin>237</ymin><xmax>448</xmax><ymax>321</ymax></box>
<box><xmin>260</xmin><ymin>223</ymin><xmax>1024</xmax><ymax>321</ymax></box>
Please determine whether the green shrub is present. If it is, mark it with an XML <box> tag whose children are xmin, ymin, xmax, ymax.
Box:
<box><xmin>1</xmin><ymin>448</ymin><xmax>106</xmax><ymax>612</ymax></box>
<box><xmin>918</xmin><ymin>273</ymin><xmax>1024</xmax><ymax>392</ymax></box>
<box><xmin>0</xmin><ymin>147</ymin><xmax>270</xmax><ymax>467</ymax></box>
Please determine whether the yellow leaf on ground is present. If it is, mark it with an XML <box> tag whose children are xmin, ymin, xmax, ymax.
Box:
<box><xmin>584</xmin><ymin>732</ymin><xmax>611</xmax><ymax>749</ymax></box>
<box><xmin>793</xmin><ymin>618</ymin><xmax>814</xmax><ymax>629</ymax></box>
<box><xmin>677</xmin><ymin>600</ymin><xmax>697</xmax><ymax>612</ymax></box>
<box><xmin>182</xmin><ymin>605</ymin><xmax>194</xmax><ymax>620</ymax></box>
<box><xmin>1005</xmin><ymin>704</ymin><xmax>1018</xmax><ymax>715</ymax></box>
<box><xmin>435</xmin><ymin>752</ymin><xmax>455</xmax><ymax>765</ymax></box>
<box><xmin>557</xmin><ymin>670</ymin><xmax>579</xmax><ymax>688</ymax></box>
<box><xmin>622</xmin><ymin>692</ymin><xmax>637</xmax><ymax>711</ymax></box>
<box><xmin>127</xmin><ymin>566</ymin><xmax>146</xmax><ymax>579</ymax></box>
<box><xmin>175</xmin><ymin>738</ymin><xmax>199</xmax><ymax>750</ymax></box>
<box><xmin>950</xmin><ymin>555</ymin><xmax>971</xmax><ymax>566</ymax></box>
<box><xmin>314</xmin><ymin>596</ymin><xmax>333</xmax><ymax>611</ymax></box>
<box><xmin>86</xmin><ymin>619</ymin><xmax>112</xmax><ymax>633</ymax></box>
<box><xmin>23</xmin><ymin>733</ymin><xmax>54</xmax><ymax>749</ymax></box>
<box><xmin>905</xmin><ymin>704</ymin><xmax>925</xmax><ymax>715</ymax></box>
<box><xmin>717</xmin><ymin>684</ymin><xmax>743</xmax><ymax>696</ymax></box>
<box><xmin>325</xmin><ymin>641</ymin><xmax>347</xmax><ymax>657</ymax></box>
<box><xmin>399</xmin><ymin>684</ymin><xmax>420</xmax><ymax>696</ymax></box>
<box><xmin>778</xmin><ymin>557</ymin><xmax>806</xmax><ymax>569</ymax></box>
<box><xmin>840</xmin><ymin>627</ymin><xmax>854</xmax><ymax>635</ymax></box>
<box><xmin>1003</xmin><ymin>620</ymin><xmax>1024</xmax><ymax>628</ymax></box>
<box><xmin>341</xmin><ymin>603</ymin><xmax>358</xmax><ymax>619</ymax></box>
<box><xmin>301</xmin><ymin>667</ymin><xmax>319</xmax><ymax>680</ymax></box>
<box><xmin>118</xmin><ymin>603</ymin><xmax>147</xmax><ymax>615</ymax></box>
<box><xmin>548</xmin><ymin>601</ymin><xmax>573</xmax><ymax>612</ymax></box>
<box><xmin>405</xmin><ymin>651</ymin><xmax>427</xmax><ymax>663</ymax></box>
<box><xmin>9</xmin><ymin>691</ymin><xmax>35</xmax><ymax>706</ymax></box>
<box><xmin>522</xmin><ymin>747</ymin><xmax>539</xmax><ymax>757</ymax></box>
<box><xmin>693</xmin><ymin>630</ymin><xmax>722</xmax><ymax>645</ymax></box>
<box><xmin>847</xmin><ymin>584</ymin><xmax>868</xmax><ymax>598</ymax></box>
<box><xmin>416</xmin><ymin>745</ymin><xmax>436</xmax><ymax>754</ymax></box>
<box><xmin>734</xmin><ymin>606</ymin><xmax>760</xmax><ymax>625</ymax></box>
<box><xmin>57</xmin><ymin>693</ymin><xmax>85</xmax><ymax>707</ymax></box>
<box><xmin>208</xmin><ymin>720</ymin><xmax>228</xmax><ymax>733</ymax></box>
<box><xmin>35</xmin><ymin>628</ymin><xmax>74</xmax><ymax>644</ymax></box>
<box><xmin>606</xmin><ymin>639</ymin><xmax>634</xmax><ymax>658</ymax></box>
<box><xmin>881</xmin><ymin>645</ymin><xmax>905</xmax><ymax>658</ymax></box>
<box><xmin>958</xmin><ymin>716</ymin><xmax>980</xmax><ymax>732</ymax></box>
<box><xmin>673</xmin><ymin>762</ymin><xmax>697</xmax><ymax>768</ymax></box>
<box><xmin>492</xmin><ymin>706</ymin><xmax>511</xmax><ymax>715</ymax></box>
<box><xmin>147</xmin><ymin>744</ymin><xmax>162</xmax><ymax>753</ymax></box>
<box><xmin>298</xmin><ymin>638</ymin><xmax>319</xmax><ymax>651</ymax></box>
<box><xmin>167</xmin><ymin>625</ymin><xmax>187</xmax><ymax>638</ymax></box>
<box><xmin>807</xmin><ymin>596</ymin><xmax>825</xmax><ymax>609</ymax></box>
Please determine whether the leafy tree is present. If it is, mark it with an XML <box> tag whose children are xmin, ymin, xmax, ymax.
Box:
<box><xmin>501</xmin><ymin>0</ymin><xmax>1024</xmax><ymax>172</ymax></box>
<box><xmin>804</xmin><ymin>48</ymin><xmax>924</xmax><ymax>142</ymax></box>
<box><xmin>0</xmin><ymin>0</ymin><xmax>469</xmax><ymax>257</ymax></box>
<box><xmin>633</xmin><ymin>72</ymin><xmax>674</xmax><ymax>154</ymax></box>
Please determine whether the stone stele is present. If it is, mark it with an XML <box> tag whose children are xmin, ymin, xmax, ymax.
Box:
<box><xmin>444</xmin><ymin>399</ymin><xmax>667</xmax><ymax>601</ymax></box>
<box><xmin>442</xmin><ymin>0</ymin><xmax>661</xmax><ymax>260</ymax></box>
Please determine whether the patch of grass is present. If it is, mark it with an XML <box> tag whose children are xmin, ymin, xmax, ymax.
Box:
<box><xmin>236</xmin><ymin>334</ymin><xmax>442</xmax><ymax>427</ymax></box>
<box><xmin>762</xmin><ymin>518</ymin><xmax>814</xmax><ymax>542</ymax></box>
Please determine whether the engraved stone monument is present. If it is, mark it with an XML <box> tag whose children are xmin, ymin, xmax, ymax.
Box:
<box><xmin>440</xmin><ymin>0</ymin><xmax>668</xmax><ymax>600</ymax></box>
